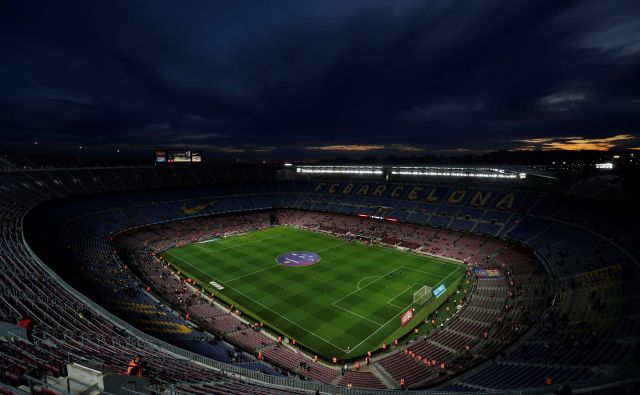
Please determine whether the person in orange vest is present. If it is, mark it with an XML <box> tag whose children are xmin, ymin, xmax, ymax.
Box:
<box><xmin>257</xmin><ymin>351</ymin><xmax>263</xmax><ymax>360</ymax></box>
<box><xmin>127</xmin><ymin>354</ymin><xmax>143</xmax><ymax>377</ymax></box>
<box><xmin>399</xmin><ymin>378</ymin><xmax>405</xmax><ymax>387</ymax></box>
<box><xmin>545</xmin><ymin>376</ymin><xmax>553</xmax><ymax>385</ymax></box>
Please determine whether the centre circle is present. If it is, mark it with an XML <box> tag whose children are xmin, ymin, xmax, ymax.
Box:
<box><xmin>276</xmin><ymin>251</ymin><xmax>321</xmax><ymax>267</ymax></box>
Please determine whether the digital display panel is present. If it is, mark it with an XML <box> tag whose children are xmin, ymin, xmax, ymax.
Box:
<box><xmin>155</xmin><ymin>150</ymin><xmax>167</xmax><ymax>163</ymax></box>
<box><xmin>170</xmin><ymin>151</ymin><xmax>192</xmax><ymax>163</ymax></box>
<box><xmin>432</xmin><ymin>284</ymin><xmax>446</xmax><ymax>299</ymax></box>
<box><xmin>155</xmin><ymin>150</ymin><xmax>202</xmax><ymax>164</ymax></box>
<box><xmin>400</xmin><ymin>308</ymin><xmax>414</xmax><ymax>326</ymax></box>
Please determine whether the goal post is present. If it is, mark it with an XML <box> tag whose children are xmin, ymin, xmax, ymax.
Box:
<box><xmin>413</xmin><ymin>285</ymin><xmax>432</xmax><ymax>305</ymax></box>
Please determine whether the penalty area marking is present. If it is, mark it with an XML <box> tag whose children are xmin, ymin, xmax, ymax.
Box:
<box><xmin>402</xmin><ymin>266</ymin><xmax>446</xmax><ymax>280</ymax></box>
<box><xmin>331</xmin><ymin>302</ymin><xmax>385</xmax><ymax>327</ymax></box>
<box><xmin>195</xmin><ymin>233</ymin><xmax>282</xmax><ymax>254</ymax></box>
<box><xmin>332</xmin><ymin>267</ymin><xmax>402</xmax><ymax>305</ymax></box>
<box><xmin>344</xmin><ymin>265</ymin><xmax>464</xmax><ymax>353</ymax></box>
<box><xmin>386</xmin><ymin>283</ymin><xmax>420</xmax><ymax>309</ymax></box>
<box><xmin>356</xmin><ymin>275</ymin><xmax>381</xmax><ymax>290</ymax></box>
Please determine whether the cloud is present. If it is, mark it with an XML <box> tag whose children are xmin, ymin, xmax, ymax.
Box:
<box><xmin>1</xmin><ymin>0</ymin><xmax>640</xmax><ymax>156</ymax></box>
<box><xmin>306</xmin><ymin>145</ymin><xmax>385</xmax><ymax>152</ymax></box>
<box><xmin>514</xmin><ymin>134</ymin><xmax>636</xmax><ymax>151</ymax></box>
<box><xmin>404</xmin><ymin>100</ymin><xmax>484</xmax><ymax>118</ymax></box>
<box><xmin>252</xmin><ymin>146</ymin><xmax>275</xmax><ymax>153</ymax></box>
<box><xmin>144</xmin><ymin>123</ymin><xmax>172</xmax><ymax>131</ymax></box>
<box><xmin>540</xmin><ymin>90</ymin><xmax>588</xmax><ymax>106</ymax></box>
<box><xmin>305</xmin><ymin>144</ymin><xmax>425</xmax><ymax>153</ymax></box>
<box><xmin>217</xmin><ymin>146</ymin><xmax>246</xmax><ymax>153</ymax></box>
<box><xmin>389</xmin><ymin>144</ymin><xmax>425</xmax><ymax>153</ymax></box>
<box><xmin>561</xmin><ymin>0</ymin><xmax>640</xmax><ymax>58</ymax></box>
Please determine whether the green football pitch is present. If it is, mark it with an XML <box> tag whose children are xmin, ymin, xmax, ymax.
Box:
<box><xmin>161</xmin><ymin>226</ymin><xmax>465</xmax><ymax>360</ymax></box>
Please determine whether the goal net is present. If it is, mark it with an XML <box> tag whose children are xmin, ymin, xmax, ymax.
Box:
<box><xmin>413</xmin><ymin>285</ymin><xmax>432</xmax><ymax>305</ymax></box>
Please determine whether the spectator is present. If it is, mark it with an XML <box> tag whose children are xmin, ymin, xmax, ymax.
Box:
<box><xmin>127</xmin><ymin>354</ymin><xmax>144</xmax><ymax>377</ymax></box>
<box><xmin>78</xmin><ymin>308</ymin><xmax>93</xmax><ymax>321</ymax></box>
<box><xmin>17</xmin><ymin>314</ymin><xmax>35</xmax><ymax>341</ymax></box>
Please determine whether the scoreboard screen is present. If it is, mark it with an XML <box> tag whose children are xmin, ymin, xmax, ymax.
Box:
<box><xmin>155</xmin><ymin>150</ymin><xmax>202</xmax><ymax>164</ymax></box>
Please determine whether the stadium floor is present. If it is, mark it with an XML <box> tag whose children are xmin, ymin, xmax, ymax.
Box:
<box><xmin>161</xmin><ymin>226</ymin><xmax>465</xmax><ymax>359</ymax></box>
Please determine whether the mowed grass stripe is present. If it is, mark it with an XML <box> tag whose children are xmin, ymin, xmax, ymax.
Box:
<box><xmin>161</xmin><ymin>226</ymin><xmax>464</xmax><ymax>359</ymax></box>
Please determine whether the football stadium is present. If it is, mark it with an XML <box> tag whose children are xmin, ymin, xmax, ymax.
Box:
<box><xmin>0</xmin><ymin>157</ymin><xmax>636</xmax><ymax>395</ymax></box>
<box><xmin>2</xmin><ymin>1</ymin><xmax>640</xmax><ymax>395</ymax></box>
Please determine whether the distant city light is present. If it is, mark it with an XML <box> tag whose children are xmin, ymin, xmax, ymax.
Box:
<box><xmin>595</xmin><ymin>162</ymin><xmax>614</xmax><ymax>169</ymax></box>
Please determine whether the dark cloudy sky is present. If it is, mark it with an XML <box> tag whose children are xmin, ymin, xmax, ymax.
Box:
<box><xmin>1</xmin><ymin>0</ymin><xmax>640</xmax><ymax>158</ymax></box>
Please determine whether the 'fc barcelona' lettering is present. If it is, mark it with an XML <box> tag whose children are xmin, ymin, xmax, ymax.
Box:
<box><xmin>407</xmin><ymin>186</ymin><xmax>422</xmax><ymax>200</ymax></box>
<box><xmin>470</xmin><ymin>191</ymin><xmax>492</xmax><ymax>206</ymax></box>
<box><xmin>311</xmin><ymin>182</ymin><xmax>523</xmax><ymax>210</ymax></box>
<box><xmin>448</xmin><ymin>189</ymin><xmax>466</xmax><ymax>204</ymax></box>
<box><xmin>496</xmin><ymin>193</ymin><xmax>515</xmax><ymax>210</ymax></box>
<box><xmin>390</xmin><ymin>186</ymin><xmax>404</xmax><ymax>198</ymax></box>
<box><xmin>356</xmin><ymin>184</ymin><xmax>370</xmax><ymax>195</ymax></box>
<box><xmin>372</xmin><ymin>185</ymin><xmax>387</xmax><ymax>197</ymax></box>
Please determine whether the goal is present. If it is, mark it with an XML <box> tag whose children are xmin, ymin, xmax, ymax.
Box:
<box><xmin>413</xmin><ymin>285</ymin><xmax>432</xmax><ymax>305</ymax></box>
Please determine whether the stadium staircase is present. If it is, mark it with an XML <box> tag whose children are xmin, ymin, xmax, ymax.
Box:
<box><xmin>369</xmin><ymin>363</ymin><xmax>398</xmax><ymax>388</ymax></box>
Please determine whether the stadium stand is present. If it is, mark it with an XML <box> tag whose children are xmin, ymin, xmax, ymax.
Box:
<box><xmin>0</xmin><ymin>159</ymin><xmax>638</xmax><ymax>394</ymax></box>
